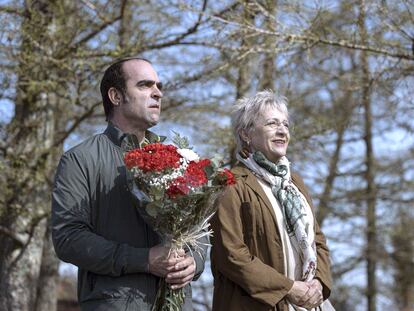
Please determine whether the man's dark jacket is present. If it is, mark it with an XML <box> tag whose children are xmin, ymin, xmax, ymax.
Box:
<box><xmin>52</xmin><ymin>123</ymin><xmax>207</xmax><ymax>311</ymax></box>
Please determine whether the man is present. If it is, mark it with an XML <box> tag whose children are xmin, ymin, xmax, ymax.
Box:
<box><xmin>52</xmin><ymin>58</ymin><xmax>207</xmax><ymax>310</ymax></box>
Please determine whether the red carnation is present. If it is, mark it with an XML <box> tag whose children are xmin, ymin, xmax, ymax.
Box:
<box><xmin>184</xmin><ymin>159</ymin><xmax>210</xmax><ymax>187</ymax></box>
<box><xmin>166</xmin><ymin>176</ymin><xmax>190</xmax><ymax>198</ymax></box>
<box><xmin>218</xmin><ymin>168</ymin><xmax>236</xmax><ymax>185</ymax></box>
<box><xmin>124</xmin><ymin>143</ymin><xmax>181</xmax><ymax>172</ymax></box>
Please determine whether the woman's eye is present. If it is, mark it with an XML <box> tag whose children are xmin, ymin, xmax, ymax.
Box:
<box><xmin>265</xmin><ymin>120</ymin><xmax>289</xmax><ymax>129</ymax></box>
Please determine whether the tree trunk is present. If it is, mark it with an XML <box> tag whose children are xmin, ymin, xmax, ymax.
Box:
<box><xmin>0</xmin><ymin>1</ymin><xmax>59</xmax><ymax>310</ymax></box>
<box><xmin>317</xmin><ymin>95</ymin><xmax>354</xmax><ymax>225</ymax></box>
<box><xmin>229</xmin><ymin>1</ymin><xmax>257</xmax><ymax>165</ymax></box>
<box><xmin>259</xmin><ymin>0</ymin><xmax>277</xmax><ymax>91</ymax></box>
<box><xmin>34</xmin><ymin>219</ymin><xmax>60</xmax><ymax>311</ymax></box>
<box><xmin>391</xmin><ymin>210</ymin><xmax>414</xmax><ymax>311</ymax></box>
<box><xmin>118</xmin><ymin>0</ymin><xmax>132</xmax><ymax>49</ymax></box>
<box><xmin>358</xmin><ymin>1</ymin><xmax>377</xmax><ymax>310</ymax></box>
<box><xmin>235</xmin><ymin>1</ymin><xmax>256</xmax><ymax>100</ymax></box>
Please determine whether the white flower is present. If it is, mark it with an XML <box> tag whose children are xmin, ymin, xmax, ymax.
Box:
<box><xmin>177</xmin><ymin>148</ymin><xmax>199</xmax><ymax>162</ymax></box>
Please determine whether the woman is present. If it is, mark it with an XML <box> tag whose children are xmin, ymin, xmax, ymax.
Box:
<box><xmin>211</xmin><ymin>90</ymin><xmax>334</xmax><ymax>311</ymax></box>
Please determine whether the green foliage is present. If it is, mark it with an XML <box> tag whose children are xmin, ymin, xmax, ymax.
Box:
<box><xmin>171</xmin><ymin>131</ymin><xmax>190</xmax><ymax>149</ymax></box>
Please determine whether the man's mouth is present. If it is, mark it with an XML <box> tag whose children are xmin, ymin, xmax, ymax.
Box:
<box><xmin>148</xmin><ymin>104</ymin><xmax>160</xmax><ymax>109</ymax></box>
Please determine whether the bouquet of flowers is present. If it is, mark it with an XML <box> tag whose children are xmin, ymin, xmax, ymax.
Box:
<box><xmin>123</xmin><ymin>133</ymin><xmax>235</xmax><ymax>311</ymax></box>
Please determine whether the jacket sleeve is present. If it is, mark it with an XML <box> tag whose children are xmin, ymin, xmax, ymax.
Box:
<box><xmin>52</xmin><ymin>152</ymin><xmax>149</xmax><ymax>276</ymax></box>
<box><xmin>211</xmin><ymin>183</ymin><xmax>294</xmax><ymax>307</ymax></box>
<box><xmin>188</xmin><ymin>233</ymin><xmax>209</xmax><ymax>281</ymax></box>
<box><xmin>314</xmin><ymin>220</ymin><xmax>332</xmax><ymax>300</ymax></box>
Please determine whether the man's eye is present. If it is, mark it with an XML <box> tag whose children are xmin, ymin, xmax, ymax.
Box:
<box><xmin>137</xmin><ymin>80</ymin><xmax>163</xmax><ymax>91</ymax></box>
<box><xmin>143</xmin><ymin>81</ymin><xmax>155</xmax><ymax>87</ymax></box>
<box><xmin>137</xmin><ymin>80</ymin><xmax>155</xmax><ymax>88</ymax></box>
<box><xmin>283</xmin><ymin>122</ymin><xmax>289</xmax><ymax>128</ymax></box>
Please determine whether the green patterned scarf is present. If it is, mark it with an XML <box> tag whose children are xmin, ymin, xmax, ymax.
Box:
<box><xmin>238</xmin><ymin>151</ymin><xmax>317</xmax><ymax>281</ymax></box>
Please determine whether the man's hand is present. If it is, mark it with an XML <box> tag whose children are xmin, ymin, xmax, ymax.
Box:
<box><xmin>148</xmin><ymin>245</ymin><xmax>196</xmax><ymax>289</ymax></box>
<box><xmin>165</xmin><ymin>255</ymin><xmax>196</xmax><ymax>289</ymax></box>
<box><xmin>301</xmin><ymin>279</ymin><xmax>323</xmax><ymax>310</ymax></box>
<box><xmin>148</xmin><ymin>245</ymin><xmax>185</xmax><ymax>277</ymax></box>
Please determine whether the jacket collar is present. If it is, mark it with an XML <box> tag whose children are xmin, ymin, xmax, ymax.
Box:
<box><xmin>232</xmin><ymin>162</ymin><xmax>312</xmax><ymax>224</ymax></box>
<box><xmin>104</xmin><ymin>121</ymin><xmax>166</xmax><ymax>148</ymax></box>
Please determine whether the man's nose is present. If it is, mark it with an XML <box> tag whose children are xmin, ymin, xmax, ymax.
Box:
<box><xmin>152</xmin><ymin>86</ymin><xmax>163</xmax><ymax>100</ymax></box>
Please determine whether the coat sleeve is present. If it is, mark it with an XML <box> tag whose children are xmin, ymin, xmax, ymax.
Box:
<box><xmin>211</xmin><ymin>183</ymin><xmax>294</xmax><ymax>307</ymax></box>
<box><xmin>314</xmin><ymin>220</ymin><xmax>332</xmax><ymax>300</ymax></box>
<box><xmin>52</xmin><ymin>152</ymin><xmax>149</xmax><ymax>276</ymax></box>
<box><xmin>189</xmin><ymin>233</ymin><xmax>209</xmax><ymax>281</ymax></box>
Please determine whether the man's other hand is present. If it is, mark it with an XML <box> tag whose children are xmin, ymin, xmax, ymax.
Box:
<box><xmin>165</xmin><ymin>255</ymin><xmax>196</xmax><ymax>289</ymax></box>
<box><xmin>148</xmin><ymin>245</ymin><xmax>185</xmax><ymax>277</ymax></box>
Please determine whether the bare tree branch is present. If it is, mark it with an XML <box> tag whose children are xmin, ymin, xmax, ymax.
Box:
<box><xmin>142</xmin><ymin>0</ymin><xmax>209</xmax><ymax>51</ymax></box>
<box><xmin>54</xmin><ymin>101</ymin><xmax>102</xmax><ymax>147</ymax></box>
<box><xmin>0</xmin><ymin>5</ymin><xmax>24</xmax><ymax>16</ymax></box>
<box><xmin>0</xmin><ymin>225</ymin><xmax>25</xmax><ymax>247</ymax></box>
<box><xmin>69</xmin><ymin>15</ymin><xmax>123</xmax><ymax>53</ymax></box>
<box><xmin>209</xmin><ymin>13</ymin><xmax>414</xmax><ymax>60</ymax></box>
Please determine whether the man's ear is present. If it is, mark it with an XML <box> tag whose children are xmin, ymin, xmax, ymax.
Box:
<box><xmin>108</xmin><ymin>87</ymin><xmax>122</xmax><ymax>107</ymax></box>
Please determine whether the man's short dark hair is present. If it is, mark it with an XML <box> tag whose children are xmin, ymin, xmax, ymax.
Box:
<box><xmin>100</xmin><ymin>57</ymin><xmax>151</xmax><ymax>121</ymax></box>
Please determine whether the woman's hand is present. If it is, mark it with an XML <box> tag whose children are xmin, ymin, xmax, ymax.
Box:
<box><xmin>301</xmin><ymin>279</ymin><xmax>324</xmax><ymax>309</ymax></box>
<box><xmin>287</xmin><ymin>279</ymin><xmax>323</xmax><ymax>309</ymax></box>
<box><xmin>286</xmin><ymin>281</ymin><xmax>310</xmax><ymax>305</ymax></box>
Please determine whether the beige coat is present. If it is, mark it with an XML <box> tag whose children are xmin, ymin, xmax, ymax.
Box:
<box><xmin>211</xmin><ymin>164</ymin><xmax>332</xmax><ymax>311</ymax></box>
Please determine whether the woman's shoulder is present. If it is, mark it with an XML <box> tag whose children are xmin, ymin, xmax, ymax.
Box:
<box><xmin>230</xmin><ymin>163</ymin><xmax>250</xmax><ymax>177</ymax></box>
<box><xmin>230</xmin><ymin>163</ymin><xmax>256</xmax><ymax>187</ymax></box>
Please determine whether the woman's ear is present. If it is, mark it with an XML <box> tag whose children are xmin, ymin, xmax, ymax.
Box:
<box><xmin>108</xmin><ymin>87</ymin><xmax>122</xmax><ymax>107</ymax></box>
<box><xmin>239</xmin><ymin>129</ymin><xmax>251</xmax><ymax>158</ymax></box>
<box><xmin>240</xmin><ymin>129</ymin><xmax>250</xmax><ymax>144</ymax></box>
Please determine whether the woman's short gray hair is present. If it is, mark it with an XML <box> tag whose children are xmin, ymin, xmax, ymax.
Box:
<box><xmin>231</xmin><ymin>90</ymin><xmax>289</xmax><ymax>154</ymax></box>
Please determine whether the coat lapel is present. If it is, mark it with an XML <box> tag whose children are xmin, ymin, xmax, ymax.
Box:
<box><xmin>232</xmin><ymin>164</ymin><xmax>315</xmax><ymax>230</ymax></box>
<box><xmin>233</xmin><ymin>164</ymin><xmax>279</xmax><ymax>227</ymax></box>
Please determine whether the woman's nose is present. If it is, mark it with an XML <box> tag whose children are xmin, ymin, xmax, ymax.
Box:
<box><xmin>276</xmin><ymin>124</ymin><xmax>288</xmax><ymax>134</ymax></box>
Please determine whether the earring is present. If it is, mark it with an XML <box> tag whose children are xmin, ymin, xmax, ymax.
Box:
<box><xmin>239</xmin><ymin>140</ymin><xmax>250</xmax><ymax>159</ymax></box>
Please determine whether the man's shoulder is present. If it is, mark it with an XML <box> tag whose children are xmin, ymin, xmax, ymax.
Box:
<box><xmin>61</xmin><ymin>132</ymin><xmax>111</xmax><ymax>166</ymax></box>
<box><xmin>66</xmin><ymin>133</ymin><xmax>106</xmax><ymax>154</ymax></box>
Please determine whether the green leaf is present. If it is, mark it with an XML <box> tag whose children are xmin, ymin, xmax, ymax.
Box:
<box><xmin>210</xmin><ymin>155</ymin><xmax>223</xmax><ymax>168</ymax></box>
<box><xmin>203</xmin><ymin>164</ymin><xmax>215</xmax><ymax>179</ymax></box>
<box><xmin>149</xmin><ymin>187</ymin><xmax>165</xmax><ymax>201</ymax></box>
<box><xmin>145</xmin><ymin>203</ymin><xmax>159</xmax><ymax>217</ymax></box>
<box><xmin>171</xmin><ymin>131</ymin><xmax>190</xmax><ymax>149</ymax></box>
